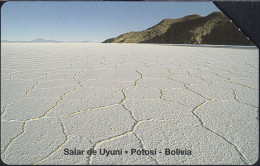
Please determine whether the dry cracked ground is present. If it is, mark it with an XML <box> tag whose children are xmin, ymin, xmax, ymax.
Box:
<box><xmin>1</xmin><ymin>43</ymin><xmax>259</xmax><ymax>165</ymax></box>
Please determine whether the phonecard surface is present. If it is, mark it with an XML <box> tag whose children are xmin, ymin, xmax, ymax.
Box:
<box><xmin>1</xmin><ymin>1</ymin><xmax>258</xmax><ymax>165</ymax></box>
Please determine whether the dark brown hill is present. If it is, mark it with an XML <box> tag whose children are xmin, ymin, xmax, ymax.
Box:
<box><xmin>103</xmin><ymin>12</ymin><xmax>253</xmax><ymax>45</ymax></box>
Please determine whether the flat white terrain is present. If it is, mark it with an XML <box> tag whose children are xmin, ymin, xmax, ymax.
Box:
<box><xmin>1</xmin><ymin>43</ymin><xmax>259</xmax><ymax>165</ymax></box>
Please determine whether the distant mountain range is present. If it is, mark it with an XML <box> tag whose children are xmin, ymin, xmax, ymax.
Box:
<box><xmin>103</xmin><ymin>12</ymin><xmax>254</xmax><ymax>46</ymax></box>
<box><xmin>1</xmin><ymin>38</ymin><xmax>62</xmax><ymax>43</ymax></box>
<box><xmin>30</xmin><ymin>38</ymin><xmax>62</xmax><ymax>42</ymax></box>
<box><xmin>1</xmin><ymin>38</ymin><xmax>92</xmax><ymax>43</ymax></box>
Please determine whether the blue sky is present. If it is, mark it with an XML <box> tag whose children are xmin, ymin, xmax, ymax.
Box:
<box><xmin>1</xmin><ymin>1</ymin><xmax>219</xmax><ymax>42</ymax></box>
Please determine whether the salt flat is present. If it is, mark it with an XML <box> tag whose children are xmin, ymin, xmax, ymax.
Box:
<box><xmin>1</xmin><ymin>43</ymin><xmax>259</xmax><ymax>165</ymax></box>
